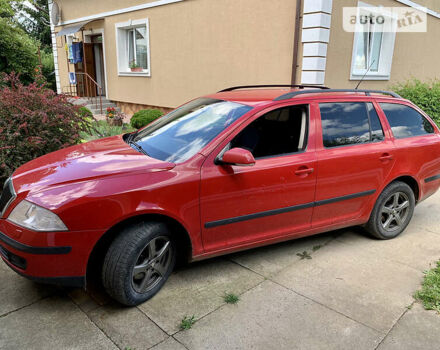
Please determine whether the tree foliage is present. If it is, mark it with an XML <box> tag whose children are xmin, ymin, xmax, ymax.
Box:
<box><xmin>0</xmin><ymin>17</ymin><xmax>38</xmax><ymax>84</ymax></box>
<box><xmin>15</xmin><ymin>0</ymin><xmax>51</xmax><ymax>49</ymax></box>
<box><xmin>0</xmin><ymin>0</ymin><xmax>54</xmax><ymax>87</ymax></box>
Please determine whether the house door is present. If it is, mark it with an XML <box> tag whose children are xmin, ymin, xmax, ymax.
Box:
<box><xmin>74</xmin><ymin>43</ymin><xmax>96</xmax><ymax>97</ymax></box>
<box><xmin>91</xmin><ymin>35</ymin><xmax>106</xmax><ymax>96</ymax></box>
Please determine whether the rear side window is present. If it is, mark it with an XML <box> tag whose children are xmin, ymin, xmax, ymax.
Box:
<box><xmin>319</xmin><ymin>102</ymin><xmax>384</xmax><ymax>147</ymax></box>
<box><xmin>380</xmin><ymin>103</ymin><xmax>434</xmax><ymax>139</ymax></box>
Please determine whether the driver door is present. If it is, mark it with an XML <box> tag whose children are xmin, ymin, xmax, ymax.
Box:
<box><xmin>200</xmin><ymin>103</ymin><xmax>317</xmax><ymax>252</ymax></box>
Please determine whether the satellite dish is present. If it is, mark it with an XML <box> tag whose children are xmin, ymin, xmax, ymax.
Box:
<box><xmin>51</xmin><ymin>2</ymin><xmax>60</xmax><ymax>25</ymax></box>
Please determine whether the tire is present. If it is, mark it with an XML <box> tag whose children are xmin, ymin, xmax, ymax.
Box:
<box><xmin>102</xmin><ymin>222</ymin><xmax>176</xmax><ymax>306</ymax></box>
<box><xmin>365</xmin><ymin>181</ymin><xmax>415</xmax><ymax>240</ymax></box>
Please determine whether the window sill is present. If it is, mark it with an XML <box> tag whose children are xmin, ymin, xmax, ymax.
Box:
<box><xmin>350</xmin><ymin>73</ymin><xmax>390</xmax><ymax>81</ymax></box>
<box><xmin>118</xmin><ymin>71</ymin><xmax>150</xmax><ymax>77</ymax></box>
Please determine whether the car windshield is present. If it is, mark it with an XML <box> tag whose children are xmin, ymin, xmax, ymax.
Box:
<box><xmin>132</xmin><ymin>98</ymin><xmax>252</xmax><ymax>163</ymax></box>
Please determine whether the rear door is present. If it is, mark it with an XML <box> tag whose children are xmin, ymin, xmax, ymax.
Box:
<box><xmin>312</xmin><ymin>100</ymin><xmax>395</xmax><ymax>227</ymax></box>
<box><xmin>378</xmin><ymin>101</ymin><xmax>440</xmax><ymax>198</ymax></box>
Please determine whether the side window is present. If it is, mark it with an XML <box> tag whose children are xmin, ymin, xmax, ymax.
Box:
<box><xmin>319</xmin><ymin>102</ymin><xmax>384</xmax><ymax>148</ymax></box>
<box><xmin>230</xmin><ymin>105</ymin><xmax>308</xmax><ymax>158</ymax></box>
<box><xmin>380</xmin><ymin>103</ymin><xmax>434</xmax><ymax>139</ymax></box>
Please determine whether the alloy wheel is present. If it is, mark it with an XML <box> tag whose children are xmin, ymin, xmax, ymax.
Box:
<box><xmin>380</xmin><ymin>192</ymin><xmax>410</xmax><ymax>232</ymax></box>
<box><xmin>131</xmin><ymin>236</ymin><xmax>172</xmax><ymax>293</ymax></box>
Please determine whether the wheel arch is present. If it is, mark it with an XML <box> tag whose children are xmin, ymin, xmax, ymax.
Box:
<box><xmin>386</xmin><ymin>175</ymin><xmax>420</xmax><ymax>203</ymax></box>
<box><xmin>85</xmin><ymin>213</ymin><xmax>193</xmax><ymax>287</ymax></box>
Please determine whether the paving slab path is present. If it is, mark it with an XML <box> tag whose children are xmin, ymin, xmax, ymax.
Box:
<box><xmin>2</xmin><ymin>191</ymin><xmax>440</xmax><ymax>349</ymax></box>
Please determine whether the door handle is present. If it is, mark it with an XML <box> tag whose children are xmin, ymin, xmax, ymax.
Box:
<box><xmin>295</xmin><ymin>167</ymin><xmax>314</xmax><ymax>176</ymax></box>
<box><xmin>380</xmin><ymin>153</ymin><xmax>393</xmax><ymax>161</ymax></box>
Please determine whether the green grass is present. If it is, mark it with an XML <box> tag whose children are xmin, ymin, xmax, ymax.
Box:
<box><xmin>179</xmin><ymin>315</ymin><xmax>196</xmax><ymax>330</ymax></box>
<box><xmin>223</xmin><ymin>292</ymin><xmax>240</xmax><ymax>304</ymax></box>
<box><xmin>414</xmin><ymin>261</ymin><xmax>440</xmax><ymax>312</ymax></box>
<box><xmin>80</xmin><ymin>120</ymin><xmax>136</xmax><ymax>142</ymax></box>
<box><xmin>296</xmin><ymin>251</ymin><xmax>312</xmax><ymax>260</ymax></box>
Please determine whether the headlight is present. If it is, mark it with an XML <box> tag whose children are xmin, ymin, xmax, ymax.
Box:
<box><xmin>8</xmin><ymin>200</ymin><xmax>68</xmax><ymax>232</ymax></box>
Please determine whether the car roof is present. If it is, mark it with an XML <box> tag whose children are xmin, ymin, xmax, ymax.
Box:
<box><xmin>205</xmin><ymin>88</ymin><xmax>405</xmax><ymax>107</ymax></box>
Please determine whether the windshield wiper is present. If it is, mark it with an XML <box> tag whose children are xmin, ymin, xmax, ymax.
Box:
<box><xmin>129</xmin><ymin>140</ymin><xmax>149</xmax><ymax>157</ymax></box>
<box><xmin>127</xmin><ymin>131</ymin><xmax>137</xmax><ymax>142</ymax></box>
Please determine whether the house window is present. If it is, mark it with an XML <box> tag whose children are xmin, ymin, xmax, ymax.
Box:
<box><xmin>116</xmin><ymin>19</ymin><xmax>150</xmax><ymax>76</ymax></box>
<box><xmin>350</xmin><ymin>2</ymin><xmax>396</xmax><ymax>80</ymax></box>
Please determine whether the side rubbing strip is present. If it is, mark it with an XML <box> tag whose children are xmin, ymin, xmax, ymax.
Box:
<box><xmin>204</xmin><ymin>202</ymin><xmax>315</xmax><ymax>229</ymax></box>
<box><xmin>204</xmin><ymin>189</ymin><xmax>376</xmax><ymax>228</ymax></box>
<box><xmin>424</xmin><ymin>174</ymin><xmax>440</xmax><ymax>183</ymax></box>
<box><xmin>314</xmin><ymin>190</ymin><xmax>376</xmax><ymax>207</ymax></box>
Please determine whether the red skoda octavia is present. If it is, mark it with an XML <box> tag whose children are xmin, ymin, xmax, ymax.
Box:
<box><xmin>1</xmin><ymin>86</ymin><xmax>440</xmax><ymax>306</ymax></box>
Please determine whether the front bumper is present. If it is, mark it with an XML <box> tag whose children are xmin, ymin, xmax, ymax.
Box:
<box><xmin>0</xmin><ymin>219</ymin><xmax>104</xmax><ymax>287</ymax></box>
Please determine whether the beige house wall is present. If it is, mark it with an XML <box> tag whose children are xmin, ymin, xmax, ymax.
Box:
<box><xmin>324</xmin><ymin>0</ymin><xmax>440</xmax><ymax>89</ymax></box>
<box><xmin>55</xmin><ymin>0</ymin><xmax>296</xmax><ymax>109</ymax></box>
<box><xmin>54</xmin><ymin>0</ymin><xmax>440</xmax><ymax>109</ymax></box>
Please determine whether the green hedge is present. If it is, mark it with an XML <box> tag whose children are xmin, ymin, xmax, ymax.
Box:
<box><xmin>78</xmin><ymin>106</ymin><xmax>93</xmax><ymax>119</ymax></box>
<box><xmin>390</xmin><ymin>80</ymin><xmax>440</xmax><ymax>125</ymax></box>
<box><xmin>130</xmin><ymin>109</ymin><xmax>163</xmax><ymax>129</ymax></box>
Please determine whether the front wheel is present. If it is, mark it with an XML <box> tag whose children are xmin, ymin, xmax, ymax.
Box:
<box><xmin>365</xmin><ymin>181</ymin><xmax>415</xmax><ymax>240</ymax></box>
<box><xmin>102</xmin><ymin>222</ymin><xmax>176</xmax><ymax>306</ymax></box>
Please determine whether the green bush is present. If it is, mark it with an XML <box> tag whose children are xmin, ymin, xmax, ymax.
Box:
<box><xmin>130</xmin><ymin>109</ymin><xmax>163</xmax><ymax>129</ymax></box>
<box><xmin>0</xmin><ymin>72</ymin><xmax>91</xmax><ymax>184</ymax></box>
<box><xmin>78</xmin><ymin>106</ymin><xmax>93</xmax><ymax>119</ymax></box>
<box><xmin>390</xmin><ymin>79</ymin><xmax>440</xmax><ymax>125</ymax></box>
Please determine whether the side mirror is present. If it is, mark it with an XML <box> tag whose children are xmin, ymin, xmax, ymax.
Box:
<box><xmin>220</xmin><ymin>148</ymin><xmax>255</xmax><ymax>166</ymax></box>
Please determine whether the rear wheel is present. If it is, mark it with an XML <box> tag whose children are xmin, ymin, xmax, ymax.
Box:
<box><xmin>102</xmin><ymin>222</ymin><xmax>176</xmax><ymax>306</ymax></box>
<box><xmin>365</xmin><ymin>181</ymin><xmax>415</xmax><ymax>239</ymax></box>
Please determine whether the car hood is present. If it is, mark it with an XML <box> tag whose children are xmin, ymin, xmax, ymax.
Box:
<box><xmin>12</xmin><ymin>135</ymin><xmax>175</xmax><ymax>195</ymax></box>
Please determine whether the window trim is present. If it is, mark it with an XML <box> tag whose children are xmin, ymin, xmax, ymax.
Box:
<box><xmin>319</xmin><ymin>101</ymin><xmax>386</xmax><ymax>149</ymax></box>
<box><xmin>115</xmin><ymin>18</ymin><xmax>151</xmax><ymax>77</ymax></box>
<box><xmin>349</xmin><ymin>1</ymin><xmax>396</xmax><ymax>81</ymax></box>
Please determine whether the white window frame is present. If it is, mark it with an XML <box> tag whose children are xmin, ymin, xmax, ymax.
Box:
<box><xmin>350</xmin><ymin>2</ymin><xmax>396</xmax><ymax>81</ymax></box>
<box><xmin>115</xmin><ymin>18</ymin><xmax>151</xmax><ymax>77</ymax></box>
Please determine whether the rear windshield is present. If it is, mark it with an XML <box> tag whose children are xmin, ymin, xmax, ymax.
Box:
<box><xmin>133</xmin><ymin>98</ymin><xmax>252</xmax><ymax>163</ymax></box>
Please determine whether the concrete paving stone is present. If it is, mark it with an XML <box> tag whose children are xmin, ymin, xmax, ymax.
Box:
<box><xmin>68</xmin><ymin>286</ymin><xmax>112</xmax><ymax>314</ymax></box>
<box><xmin>68</xmin><ymin>288</ymin><xmax>102</xmax><ymax>314</ymax></box>
<box><xmin>411</xmin><ymin>191</ymin><xmax>440</xmax><ymax>233</ymax></box>
<box><xmin>378</xmin><ymin>303</ymin><xmax>440</xmax><ymax>350</ymax></box>
<box><xmin>271</xmin><ymin>238</ymin><xmax>422</xmax><ymax>332</ymax></box>
<box><xmin>138</xmin><ymin>258</ymin><xmax>264</xmax><ymax>334</ymax></box>
<box><xmin>0</xmin><ymin>261</ymin><xmax>57</xmax><ymax>316</ymax></box>
<box><xmin>175</xmin><ymin>280</ymin><xmax>381</xmax><ymax>350</ymax></box>
<box><xmin>230</xmin><ymin>231</ymin><xmax>337</xmax><ymax>277</ymax></box>
<box><xmin>88</xmin><ymin>303</ymin><xmax>168</xmax><ymax>350</ymax></box>
<box><xmin>0</xmin><ymin>295</ymin><xmax>117</xmax><ymax>350</ymax></box>
<box><xmin>335</xmin><ymin>225</ymin><xmax>440</xmax><ymax>271</ymax></box>
<box><xmin>150</xmin><ymin>337</ymin><xmax>187</xmax><ymax>350</ymax></box>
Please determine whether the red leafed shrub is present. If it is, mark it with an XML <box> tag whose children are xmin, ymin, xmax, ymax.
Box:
<box><xmin>0</xmin><ymin>73</ymin><xmax>90</xmax><ymax>184</ymax></box>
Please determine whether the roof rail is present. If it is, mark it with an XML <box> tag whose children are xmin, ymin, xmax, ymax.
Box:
<box><xmin>274</xmin><ymin>89</ymin><xmax>402</xmax><ymax>101</ymax></box>
<box><xmin>219</xmin><ymin>84</ymin><xmax>330</xmax><ymax>92</ymax></box>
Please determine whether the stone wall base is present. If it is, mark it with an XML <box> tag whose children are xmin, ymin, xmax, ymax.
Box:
<box><xmin>115</xmin><ymin>101</ymin><xmax>173</xmax><ymax>116</ymax></box>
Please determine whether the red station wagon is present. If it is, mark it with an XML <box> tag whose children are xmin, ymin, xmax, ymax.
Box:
<box><xmin>1</xmin><ymin>85</ymin><xmax>440</xmax><ymax>306</ymax></box>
